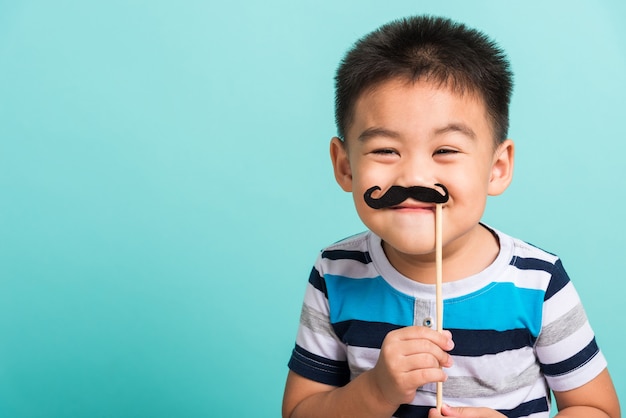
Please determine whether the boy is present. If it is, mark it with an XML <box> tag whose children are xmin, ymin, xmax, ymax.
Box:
<box><xmin>282</xmin><ymin>15</ymin><xmax>620</xmax><ymax>418</ymax></box>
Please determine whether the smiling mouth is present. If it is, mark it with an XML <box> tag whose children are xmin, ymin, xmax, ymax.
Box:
<box><xmin>390</xmin><ymin>203</ymin><xmax>437</xmax><ymax>211</ymax></box>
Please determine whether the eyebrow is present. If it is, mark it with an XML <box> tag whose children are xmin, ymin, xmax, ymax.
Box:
<box><xmin>357</xmin><ymin>127</ymin><xmax>401</xmax><ymax>142</ymax></box>
<box><xmin>435</xmin><ymin>123</ymin><xmax>476</xmax><ymax>140</ymax></box>
<box><xmin>356</xmin><ymin>123</ymin><xmax>477</xmax><ymax>142</ymax></box>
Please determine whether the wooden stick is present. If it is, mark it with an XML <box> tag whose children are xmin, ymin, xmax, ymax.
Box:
<box><xmin>435</xmin><ymin>203</ymin><xmax>443</xmax><ymax>413</ymax></box>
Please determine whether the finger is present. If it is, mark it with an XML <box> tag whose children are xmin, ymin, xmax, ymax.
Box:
<box><xmin>428</xmin><ymin>407</ymin><xmax>445</xmax><ymax>418</ymax></box>
<box><xmin>398</xmin><ymin>338</ymin><xmax>454</xmax><ymax>368</ymax></box>
<box><xmin>398</xmin><ymin>326</ymin><xmax>455</xmax><ymax>350</ymax></box>
<box><xmin>403</xmin><ymin>366</ymin><xmax>449</xmax><ymax>390</ymax></box>
<box><xmin>402</xmin><ymin>352</ymin><xmax>445</xmax><ymax>369</ymax></box>
<box><xmin>441</xmin><ymin>404</ymin><xmax>460</xmax><ymax>416</ymax></box>
<box><xmin>403</xmin><ymin>348</ymin><xmax>454</xmax><ymax>369</ymax></box>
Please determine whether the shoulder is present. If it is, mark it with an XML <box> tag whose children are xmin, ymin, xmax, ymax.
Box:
<box><xmin>493</xmin><ymin>227</ymin><xmax>558</xmax><ymax>261</ymax></box>
<box><xmin>315</xmin><ymin>231</ymin><xmax>373</xmax><ymax>264</ymax></box>
<box><xmin>492</xmin><ymin>227</ymin><xmax>561</xmax><ymax>269</ymax></box>
<box><xmin>322</xmin><ymin>231</ymin><xmax>371</xmax><ymax>252</ymax></box>
<box><xmin>312</xmin><ymin>231</ymin><xmax>380</xmax><ymax>280</ymax></box>
<box><xmin>489</xmin><ymin>226</ymin><xmax>571</xmax><ymax>294</ymax></box>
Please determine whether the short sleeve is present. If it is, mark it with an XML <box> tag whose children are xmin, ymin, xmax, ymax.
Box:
<box><xmin>287</xmin><ymin>264</ymin><xmax>350</xmax><ymax>386</ymax></box>
<box><xmin>535</xmin><ymin>260</ymin><xmax>607</xmax><ymax>391</ymax></box>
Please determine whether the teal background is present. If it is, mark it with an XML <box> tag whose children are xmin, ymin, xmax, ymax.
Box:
<box><xmin>0</xmin><ymin>1</ymin><xmax>624</xmax><ymax>416</ymax></box>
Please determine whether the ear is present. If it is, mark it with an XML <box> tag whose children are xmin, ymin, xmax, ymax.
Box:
<box><xmin>487</xmin><ymin>139</ymin><xmax>514</xmax><ymax>196</ymax></box>
<box><xmin>330</xmin><ymin>137</ymin><xmax>353</xmax><ymax>192</ymax></box>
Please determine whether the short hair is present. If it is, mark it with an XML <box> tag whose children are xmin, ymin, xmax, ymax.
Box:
<box><xmin>334</xmin><ymin>15</ymin><xmax>513</xmax><ymax>143</ymax></box>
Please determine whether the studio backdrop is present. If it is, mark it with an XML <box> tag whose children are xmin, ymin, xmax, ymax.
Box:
<box><xmin>0</xmin><ymin>1</ymin><xmax>624</xmax><ymax>416</ymax></box>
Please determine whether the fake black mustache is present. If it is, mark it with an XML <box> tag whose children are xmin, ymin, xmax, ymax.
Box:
<box><xmin>364</xmin><ymin>184</ymin><xmax>449</xmax><ymax>209</ymax></box>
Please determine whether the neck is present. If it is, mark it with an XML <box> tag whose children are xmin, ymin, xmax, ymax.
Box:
<box><xmin>382</xmin><ymin>224</ymin><xmax>500</xmax><ymax>284</ymax></box>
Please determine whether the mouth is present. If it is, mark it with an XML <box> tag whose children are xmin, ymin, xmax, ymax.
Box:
<box><xmin>390</xmin><ymin>203</ymin><xmax>437</xmax><ymax>212</ymax></box>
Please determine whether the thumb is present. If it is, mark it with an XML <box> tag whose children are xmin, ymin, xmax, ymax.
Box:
<box><xmin>441</xmin><ymin>404</ymin><xmax>500</xmax><ymax>417</ymax></box>
<box><xmin>441</xmin><ymin>404</ymin><xmax>477</xmax><ymax>417</ymax></box>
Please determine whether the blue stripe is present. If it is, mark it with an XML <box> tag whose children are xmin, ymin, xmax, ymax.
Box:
<box><xmin>544</xmin><ymin>259</ymin><xmax>570</xmax><ymax>300</ymax></box>
<box><xmin>288</xmin><ymin>344</ymin><xmax>350</xmax><ymax>387</ymax></box>
<box><xmin>333</xmin><ymin>320</ymin><xmax>402</xmax><ymax>348</ymax></box>
<box><xmin>322</xmin><ymin>249</ymin><xmax>372</xmax><ymax>263</ymax></box>
<box><xmin>444</xmin><ymin>282</ymin><xmax>544</xmax><ymax>337</ymax></box>
<box><xmin>541</xmin><ymin>338</ymin><xmax>599</xmax><ymax>377</ymax></box>
<box><xmin>448</xmin><ymin>328</ymin><xmax>536</xmax><ymax>356</ymax></box>
<box><xmin>324</xmin><ymin>274</ymin><xmax>414</xmax><ymax>326</ymax></box>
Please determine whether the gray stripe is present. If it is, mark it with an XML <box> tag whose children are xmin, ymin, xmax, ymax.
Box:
<box><xmin>414</xmin><ymin>299</ymin><xmax>432</xmax><ymax>327</ymax></box>
<box><xmin>536</xmin><ymin>303</ymin><xmax>586</xmax><ymax>347</ymax></box>
<box><xmin>300</xmin><ymin>304</ymin><xmax>335</xmax><ymax>338</ymax></box>
<box><xmin>442</xmin><ymin>362</ymin><xmax>542</xmax><ymax>397</ymax></box>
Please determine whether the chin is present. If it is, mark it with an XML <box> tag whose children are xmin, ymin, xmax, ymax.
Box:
<box><xmin>381</xmin><ymin>238</ymin><xmax>436</xmax><ymax>257</ymax></box>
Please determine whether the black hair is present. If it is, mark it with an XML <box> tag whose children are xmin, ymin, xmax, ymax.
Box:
<box><xmin>334</xmin><ymin>15</ymin><xmax>513</xmax><ymax>143</ymax></box>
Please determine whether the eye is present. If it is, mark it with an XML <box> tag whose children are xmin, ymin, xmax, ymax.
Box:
<box><xmin>433</xmin><ymin>148</ymin><xmax>459</xmax><ymax>156</ymax></box>
<box><xmin>371</xmin><ymin>148</ymin><xmax>399</xmax><ymax>156</ymax></box>
<box><xmin>367</xmin><ymin>148</ymin><xmax>400</xmax><ymax>162</ymax></box>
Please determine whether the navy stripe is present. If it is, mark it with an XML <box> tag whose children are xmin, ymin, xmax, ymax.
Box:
<box><xmin>510</xmin><ymin>256</ymin><xmax>554</xmax><ymax>273</ymax></box>
<box><xmin>333</xmin><ymin>320</ymin><xmax>402</xmax><ymax>349</ymax></box>
<box><xmin>308</xmin><ymin>267</ymin><xmax>327</xmax><ymax>297</ymax></box>
<box><xmin>394</xmin><ymin>404</ymin><xmax>431</xmax><ymax>417</ymax></box>
<box><xmin>288</xmin><ymin>344</ymin><xmax>350</xmax><ymax>387</ymax></box>
<box><xmin>497</xmin><ymin>398</ymin><xmax>549</xmax><ymax>418</ymax></box>
<box><xmin>541</xmin><ymin>338</ymin><xmax>599</xmax><ymax>377</ymax></box>
<box><xmin>510</xmin><ymin>256</ymin><xmax>570</xmax><ymax>301</ymax></box>
<box><xmin>394</xmin><ymin>398</ymin><xmax>548</xmax><ymax>418</ymax></box>
<box><xmin>331</xmin><ymin>324</ymin><xmax>537</xmax><ymax>355</ymax></box>
<box><xmin>321</xmin><ymin>249</ymin><xmax>372</xmax><ymax>264</ymax></box>
<box><xmin>448</xmin><ymin>328</ymin><xmax>536</xmax><ymax>356</ymax></box>
<box><xmin>544</xmin><ymin>259</ymin><xmax>570</xmax><ymax>300</ymax></box>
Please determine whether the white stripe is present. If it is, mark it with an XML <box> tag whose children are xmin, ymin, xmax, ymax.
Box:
<box><xmin>546</xmin><ymin>354</ymin><xmax>606</xmax><ymax>392</ymax></box>
<box><xmin>536</xmin><ymin>321</ymin><xmax>595</xmax><ymax>365</ymax></box>
<box><xmin>448</xmin><ymin>346</ymin><xmax>537</xmax><ymax>378</ymax></box>
<box><xmin>346</xmin><ymin>346</ymin><xmax>379</xmax><ymax>379</ymax></box>
<box><xmin>297</xmin><ymin>324</ymin><xmax>347</xmax><ymax>361</ymax></box>
<box><xmin>542</xmin><ymin>282</ymin><xmax>580</xmax><ymax>324</ymax></box>
<box><xmin>499</xmin><ymin>265</ymin><xmax>551</xmax><ymax>291</ymax></box>
<box><xmin>302</xmin><ymin>282</ymin><xmax>329</xmax><ymax>314</ymax></box>
<box><xmin>510</xmin><ymin>239</ymin><xmax>558</xmax><ymax>264</ymax></box>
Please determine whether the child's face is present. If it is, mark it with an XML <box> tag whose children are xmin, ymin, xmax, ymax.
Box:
<box><xmin>330</xmin><ymin>78</ymin><xmax>514</xmax><ymax>264</ymax></box>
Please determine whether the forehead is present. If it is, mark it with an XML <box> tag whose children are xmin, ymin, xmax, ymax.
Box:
<box><xmin>346</xmin><ymin>77</ymin><xmax>496</xmax><ymax>145</ymax></box>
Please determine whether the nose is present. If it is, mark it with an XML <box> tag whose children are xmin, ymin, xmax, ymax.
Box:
<box><xmin>396</xmin><ymin>152</ymin><xmax>436</xmax><ymax>187</ymax></box>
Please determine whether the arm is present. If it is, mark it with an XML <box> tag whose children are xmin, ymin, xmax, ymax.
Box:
<box><xmin>282</xmin><ymin>326</ymin><xmax>454</xmax><ymax>418</ymax></box>
<box><xmin>282</xmin><ymin>370</ymin><xmax>398</xmax><ymax>418</ymax></box>
<box><xmin>553</xmin><ymin>369</ymin><xmax>620</xmax><ymax>418</ymax></box>
<box><xmin>425</xmin><ymin>369</ymin><xmax>620</xmax><ymax>418</ymax></box>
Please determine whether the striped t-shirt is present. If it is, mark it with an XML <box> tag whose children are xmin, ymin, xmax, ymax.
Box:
<box><xmin>288</xmin><ymin>227</ymin><xmax>607</xmax><ymax>418</ymax></box>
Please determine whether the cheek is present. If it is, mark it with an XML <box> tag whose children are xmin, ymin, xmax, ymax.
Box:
<box><xmin>353</xmin><ymin>163</ymin><xmax>395</xmax><ymax>189</ymax></box>
<box><xmin>350</xmin><ymin>171</ymin><xmax>379</xmax><ymax>198</ymax></box>
<box><xmin>448</xmin><ymin>162</ymin><xmax>492</xmax><ymax>191</ymax></box>
<box><xmin>351</xmin><ymin>193</ymin><xmax>378</xmax><ymax>229</ymax></box>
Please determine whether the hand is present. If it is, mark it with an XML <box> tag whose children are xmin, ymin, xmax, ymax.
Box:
<box><xmin>429</xmin><ymin>404</ymin><xmax>507</xmax><ymax>418</ymax></box>
<box><xmin>368</xmin><ymin>326</ymin><xmax>454</xmax><ymax>407</ymax></box>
